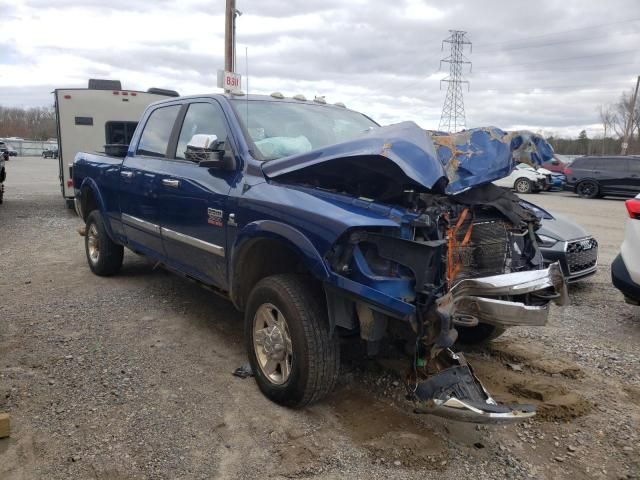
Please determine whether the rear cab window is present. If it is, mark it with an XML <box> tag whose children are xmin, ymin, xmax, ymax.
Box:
<box><xmin>106</xmin><ymin>121</ymin><xmax>138</xmax><ymax>145</ymax></box>
<box><xmin>136</xmin><ymin>105</ymin><xmax>181</xmax><ymax>157</ymax></box>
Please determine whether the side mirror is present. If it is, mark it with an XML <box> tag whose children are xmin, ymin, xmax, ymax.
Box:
<box><xmin>185</xmin><ymin>134</ymin><xmax>223</xmax><ymax>166</ymax></box>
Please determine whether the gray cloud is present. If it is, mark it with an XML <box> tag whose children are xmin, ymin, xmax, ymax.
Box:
<box><xmin>2</xmin><ymin>0</ymin><xmax>640</xmax><ymax>137</ymax></box>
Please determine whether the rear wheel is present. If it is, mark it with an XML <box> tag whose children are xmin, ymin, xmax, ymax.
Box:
<box><xmin>456</xmin><ymin>323</ymin><xmax>505</xmax><ymax>345</ymax></box>
<box><xmin>514</xmin><ymin>177</ymin><xmax>532</xmax><ymax>194</ymax></box>
<box><xmin>245</xmin><ymin>274</ymin><xmax>340</xmax><ymax>408</ymax></box>
<box><xmin>576</xmin><ymin>180</ymin><xmax>599</xmax><ymax>199</ymax></box>
<box><xmin>85</xmin><ymin>210</ymin><xmax>124</xmax><ymax>276</ymax></box>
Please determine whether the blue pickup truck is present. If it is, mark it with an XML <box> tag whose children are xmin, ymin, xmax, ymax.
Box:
<box><xmin>73</xmin><ymin>93</ymin><xmax>567</xmax><ymax>423</ymax></box>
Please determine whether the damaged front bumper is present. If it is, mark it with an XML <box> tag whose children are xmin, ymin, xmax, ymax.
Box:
<box><xmin>437</xmin><ymin>262</ymin><xmax>567</xmax><ymax>329</ymax></box>
<box><xmin>412</xmin><ymin>263</ymin><xmax>567</xmax><ymax>424</ymax></box>
<box><xmin>414</xmin><ymin>349</ymin><xmax>536</xmax><ymax>424</ymax></box>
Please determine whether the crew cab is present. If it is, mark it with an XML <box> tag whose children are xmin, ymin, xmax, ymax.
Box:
<box><xmin>73</xmin><ymin>93</ymin><xmax>567</xmax><ymax>423</ymax></box>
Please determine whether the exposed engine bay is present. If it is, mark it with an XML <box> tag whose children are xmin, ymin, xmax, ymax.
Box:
<box><xmin>264</xmin><ymin>122</ymin><xmax>567</xmax><ymax>423</ymax></box>
<box><xmin>320</xmin><ymin>184</ymin><xmax>565</xmax><ymax>422</ymax></box>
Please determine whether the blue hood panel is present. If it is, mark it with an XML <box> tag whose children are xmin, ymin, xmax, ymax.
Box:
<box><xmin>262</xmin><ymin>122</ymin><xmax>554</xmax><ymax>195</ymax></box>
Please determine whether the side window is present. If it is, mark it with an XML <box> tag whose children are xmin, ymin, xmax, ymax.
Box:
<box><xmin>176</xmin><ymin>102</ymin><xmax>229</xmax><ymax>160</ymax></box>
<box><xmin>577</xmin><ymin>158</ymin><xmax>598</xmax><ymax>169</ymax></box>
<box><xmin>605</xmin><ymin>158</ymin><xmax>629</xmax><ymax>172</ymax></box>
<box><xmin>136</xmin><ymin>105</ymin><xmax>181</xmax><ymax>157</ymax></box>
<box><xmin>629</xmin><ymin>159</ymin><xmax>640</xmax><ymax>174</ymax></box>
<box><xmin>106</xmin><ymin>121</ymin><xmax>138</xmax><ymax>145</ymax></box>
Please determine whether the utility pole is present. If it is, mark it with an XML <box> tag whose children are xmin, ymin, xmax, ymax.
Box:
<box><xmin>224</xmin><ymin>0</ymin><xmax>235</xmax><ymax>85</ymax></box>
<box><xmin>438</xmin><ymin>30</ymin><xmax>472</xmax><ymax>133</ymax></box>
<box><xmin>621</xmin><ymin>75</ymin><xmax>640</xmax><ymax>155</ymax></box>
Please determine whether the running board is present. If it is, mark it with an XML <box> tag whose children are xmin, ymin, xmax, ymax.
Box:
<box><xmin>412</xmin><ymin>349</ymin><xmax>535</xmax><ymax>424</ymax></box>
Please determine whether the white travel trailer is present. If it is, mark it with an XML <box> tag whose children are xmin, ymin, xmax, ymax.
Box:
<box><xmin>54</xmin><ymin>79</ymin><xmax>178</xmax><ymax>208</ymax></box>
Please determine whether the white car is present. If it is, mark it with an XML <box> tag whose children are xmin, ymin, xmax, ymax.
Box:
<box><xmin>612</xmin><ymin>194</ymin><xmax>640</xmax><ymax>305</ymax></box>
<box><xmin>493</xmin><ymin>163</ymin><xmax>549</xmax><ymax>194</ymax></box>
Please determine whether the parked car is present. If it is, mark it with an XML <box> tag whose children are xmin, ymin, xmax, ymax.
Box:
<box><xmin>541</xmin><ymin>156</ymin><xmax>568</xmax><ymax>174</ymax></box>
<box><xmin>0</xmin><ymin>146</ymin><xmax>5</xmax><ymax>204</ymax></box>
<box><xmin>0</xmin><ymin>142</ymin><xmax>8</xmax><ymax>162</ymax></box>
<box><xmin>522</xmin><ymin>201</ymin><xmax>598</xmax><ymax>282</ymax></box>
<box><xmin>7</xmin><ymin>148</ymin><xmax>17</xmax><ymax>157</ymax></box>
<box><xmin>565</xmin><ymin>155</ymin><xmax>640</xmax><ymax>198</ymax></box>
<box><xmin>612</xmin><ymin>194</ymin><xmax>640</xmax><ymax>305</ymax></box>
<box><xmin>73</xmin><ymin>94</ymin><xmax>567</xmax><ymax>423</ymax></box>
<box><xmin>493</xmin><ymin>163</ymin><xmax>549</xmax><ymax>193</ymax></box>
<box><xmin>42</xmin><ymin>148</ymin><xmax>59</xmax><ymax>158</ymax></box>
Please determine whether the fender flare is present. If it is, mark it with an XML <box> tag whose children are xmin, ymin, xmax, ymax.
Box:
<box><xmin>79</xmin><ymin>178</ymin><xmax>116</xmax><ymax>240</ymax></box>
<box><xmin>229</xmin><ymin>220</ymin><xmax>331</xmax><ymax>308</ymax></box>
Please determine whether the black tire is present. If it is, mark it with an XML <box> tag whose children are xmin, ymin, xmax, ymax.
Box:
<box><xmin>245</xmin><ymin>274</ymin><xmax>340</xmax><ymax>408</ymax></box>
<box><xmin>576</xmin><ymin>180</ymin><xmax>599</xmax><ymax>199</ymax></box>
<box><xmin>514</xmin><ymin>177</ymin><xmax>532</xmax><ymax>194</ymax></box>
<box><xmin>456</xmin><ymin>323</ymin><xmax>505</xmax><ymax>345</ymax></box>
<box><xmin>84</xmin><ymin>210</ymin><xmax>124</xmax><ymax>276</ymax></box>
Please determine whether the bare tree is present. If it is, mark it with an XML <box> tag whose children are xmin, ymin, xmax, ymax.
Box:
<box><xmin>0</xmin><ymin>106</ymin><xmax>56</xmax><ymax>140</ymax></box>
<box><xmin>598</xmin><ymin>105</ymin><xmax>616</xmax><ymax>154</ymax></box>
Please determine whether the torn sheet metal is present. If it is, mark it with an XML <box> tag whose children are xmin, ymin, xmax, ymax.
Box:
<box><xmin>413</xmin><ymin>349</ymin><xmax>536</xmax><ymax>424</ymax></box>
<box><xmin>262</xmin><ymin>121</ymin><xmax>555</xmax><ymax>196</ymax></box>
<box><xmin>430</xmin><ymin>128</ymin><xmax>555</xmax><ymax>194</ymax></box>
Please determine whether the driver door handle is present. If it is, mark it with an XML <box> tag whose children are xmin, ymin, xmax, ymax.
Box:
<box><xmin>162</xmin><ymin>178</ymin><xmax>180</xmax><ymax>188</ymax></box>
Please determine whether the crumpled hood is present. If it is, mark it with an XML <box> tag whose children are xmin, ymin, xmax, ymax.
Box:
<box><xmin>262</xmin><ymin>122</ymin><xmax>554</xmax><ymax>195</ymax></box>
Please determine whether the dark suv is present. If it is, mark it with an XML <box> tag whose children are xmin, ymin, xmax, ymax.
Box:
<box><xmin>566</xmin><ymin>155</ymin><xmax>640</xmax><ymax>198</ymax></box>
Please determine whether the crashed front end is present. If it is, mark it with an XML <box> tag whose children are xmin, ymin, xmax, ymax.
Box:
<box><xmin>264</xmin><ymin>123</ymin><xmax>566</xmax><ymax>424</ymax></box>
<box><xmin>326</xmin><ymin>188</ymin><xmax>566</xmax><ymax>423</ymax></box>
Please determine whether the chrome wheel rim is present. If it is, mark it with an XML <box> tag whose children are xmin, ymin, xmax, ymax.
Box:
<box><xmin>515</xmin><ymin>180</ymin><xmax>529</xmax><ymax>193</ymax></box>
<box><xmin>87</xmin><ymin>223</ymin><xmax>100</xmax><ymax>264</ymax></box>
<box><xmin>253</xmin><ymin>303</ymin><xmax>293</xmax><ymax>385</ymax></box>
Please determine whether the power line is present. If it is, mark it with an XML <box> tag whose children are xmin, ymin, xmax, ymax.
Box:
<box><xmin>478</xmin><ymin>49</ymin><xmax>637</xmax><ymax>70</ymax></box>
<box><xmin>474</xmin><ymin>61</ymin><xmax>639</xmax><ymax>75</ymax></box>
<box><xmin>438</xmin><ymin>30</ymin><xmax>471</xmax><ymax>133</ymax></box>
<box><xmin>474</xmin><ymin>17</ymin><xmax>640</xmax><ymax>48</ymax></box>
<box><xmin>476</xmin><ymin>30</ymin><xmax>639</xmax><ymax>53</ymax></box>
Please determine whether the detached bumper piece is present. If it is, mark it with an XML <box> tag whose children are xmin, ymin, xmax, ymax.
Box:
<box><xmin>414</xmin><ymin>350</ymin><xmax>536</xmax><ymax>424</ymax></box>
<box><xmin>437</xmin><ymin>262</ymin><xmax>567</xmax><ymax>328</ymax></box>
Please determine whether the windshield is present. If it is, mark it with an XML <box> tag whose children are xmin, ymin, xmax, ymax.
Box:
<box><xmin>232</xmin><ymin>99</ymin><xmax>378</xmax><ymax>160</ymax></box>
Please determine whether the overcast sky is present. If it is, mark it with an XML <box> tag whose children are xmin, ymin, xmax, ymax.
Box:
<box><xmin>1</xmin><ymin>0</ymin><xmax>639</xmax><ymax>137</ymax></box>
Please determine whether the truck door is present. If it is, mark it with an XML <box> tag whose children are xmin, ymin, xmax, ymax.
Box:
<box><xmin>157</xmin><ymin>101</ymin><xmax>239</xmax><ymax>288</ymax></box>
<box><xmin>120</xmin><ymin>104</ymin><xmax>182</xmax><ymax>260</ymax></box>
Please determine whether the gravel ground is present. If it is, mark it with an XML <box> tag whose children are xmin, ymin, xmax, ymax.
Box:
<box><xmin>1</xmin><ymin>157</ymin><xmax>639</xmax><ymax>479</ymax></box>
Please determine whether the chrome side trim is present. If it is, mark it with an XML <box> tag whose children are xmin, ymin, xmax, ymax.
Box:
<box><xmin>160</xmin><ymin>227</ymin><xmax>225</xmax><ymax>257</ymax></box>
<box><xmin>121</xmin><ymin>213</ymin><xmax>160</xmax><ymax>235</ymax></box>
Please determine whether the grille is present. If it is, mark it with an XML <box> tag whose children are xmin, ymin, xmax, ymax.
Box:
<box><xmin>566</xmin><ymin>237</ymin><xmax>598</xmax><ymax>274</ymax></box>
<box><xmin>452</xmin><ymin>217</ymin><xmax>510</xmax><ymax>281</ymax></box>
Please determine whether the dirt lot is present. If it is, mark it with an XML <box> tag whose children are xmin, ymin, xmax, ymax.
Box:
<box><xmin>1</xmin><ymin>157</ymin><xmax>639</xmax><ymax>479</ymax></box>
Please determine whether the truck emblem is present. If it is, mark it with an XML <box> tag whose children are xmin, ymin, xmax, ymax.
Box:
<box><xmin>207</xmin><ymin>208</ymin><xmax>223</xmax><ymax>227</ymax></box>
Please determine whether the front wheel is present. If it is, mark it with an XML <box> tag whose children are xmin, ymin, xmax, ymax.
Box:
<box><xmin>245</xmin><ymin>274</ymin><xmax>340</xmax><ymax>408</ymax></box>
<box><xmin>85</xmin><ymin>210</ymin><xmax>124</xmax><ymax>276</ymax></box>
<box><xmin>514</xmin><ymin>177</ymin><xmax>532</xmax><ymax>194</ymax></box>
<box><xmin>576</xmin><ymin>180</ymin><xmax>599</xmax><ymax>199</ymax></box>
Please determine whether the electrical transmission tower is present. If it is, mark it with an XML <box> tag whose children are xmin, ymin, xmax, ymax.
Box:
<box><xmin>438</xmin><ymin>30</ymin><xmax>472</xmax><ymax>133</ymax></box>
